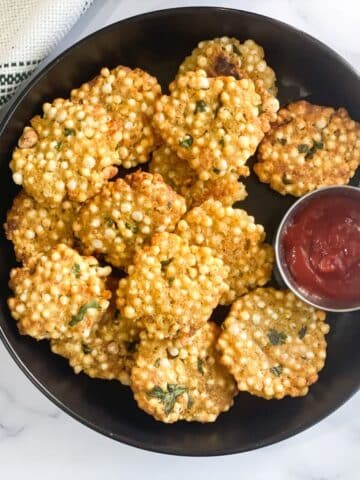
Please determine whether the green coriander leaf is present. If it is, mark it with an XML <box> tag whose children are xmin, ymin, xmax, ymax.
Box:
<box><xmin>125</xmin><ymin>222</ymin><xmax>138</xmax><ymax>233</ymax></box>
<box><xmin>212</xmin><ymin>168</ymin><xmax>221</xmax><ymax>174</ymax></box>
<box><xmin>55</xmin><ymin>141</ymin><xmax>62</xmax><ymax>150</ymax></box>
<box><xmin>258</xmin><ymin>104</ymin><xmax>264</xmax><ymax>115</ymax></box>
<box><xmin>305</xmin><ymin>146</ymin><xmax>316</xmax><ymax>159</ymax></box>
<box><xmin>167</xmin><ymin>201</ymin><xmax>172</xmax><ymax>210</ymax></box>
<box><xmin>298</xmin><ymin>144</ymin><xmax>309</xmax><ymax>154</ymax></box>
<box><xmin>232</xmin><ymin>45</ymin><xmax>241</xmax><ymax>55</ymax></box>
<box><xmin>298</xmin><ymin>326</ymin><xmax>307</xmax><ymax>340</ymax></box>
<box><xmin>147</xmin><ymin>386</ymin><xmax>166</xmax><ymax>400</ymax></box>
<box><xmin>82</xmin><ymin>343</ymin><xmax>91</xmax><ymax>355</ymax></box>
<box><xmin>164</xmin><ymin>396</ymin><xmax>177</xmax><ymax>415</ymax></box>
<box><xmin>313</xmin><ymin>141</ymin><xmax>324</xmax><ymax>150</ymax></box>
<box><xmin>268</xmin><ymin>329</ymin><xmax>287</xmax><ymax>345</ymax></box>
<box><xmin>167</xmin><ymin>384</ymin><xmax>177</xmax><ymax>393</ymax></box>
<box><xmin>219</xmin><ymin>138</ymin><xmax>225</xmax><ymax>148</ymax></box>
<box><xmin>147</xmin><ymin>384</ymin><xmax>187</xmax><ymax>415</ymax></box>
<box><xmin>195</xmin><ymin>100</ymin><xmax>207</xmax><ymax>113</ymax></box>
<box><xmin>164</xmin><ymin>384</ymin><xmax>187</xmax><ymax>415</ymax></box>
<box><xmin>187</xmin><ymin>395</ymin><xmax>194</xmax><ymax>409</ymax></box>
<box><xmin>277</xmin><ymin>138</ymin><xmax>287</xmax><ymax>145</ymax></box>
<box><xmin>64</xmin><ymin>128</ymin><xmax>76</xmax><ymax>137</ymax></box>
<box><xmin>305</xmin><ymin>140</ymin><xmax>324</xmax><ymax>160</ymax></box>
<box><xmin>104</xmin><ymin>216</ymin><xmax>115</xmax><ymax>227</ymax></box>
<box><xmin>197</xmin><ymin>358</ymin><xmax>205</xmax><ymax>375</ymax></box>
<box><xmin>72</xmin><ymin>263</ymin><xmax>81</xmax><ymax>279</ymax></box>
<box><xmin>169</xmin><ymin>385</ymin><xmax>187</xmax><ymax>396</ymax></box>
<box><xmin>168</xmin><ymin>277</ymin><xmax>175</xmax><ymax>285</ymax></box>
<box><xmin>154</xmin><ymin>358</ymin><xmax>161</xmax><ymax>368</ymax></box>
<box><xmin>69</xmin><ymin>300</ymin><xmax>101</xmax><ymax>327</ymax></box>
<box><xmin>179</xmin><ymin>135</ymin><xmax>193</xmax><ymax>149</ymax></box>
<box><xmin>270</xmin><ymin>365</ymin><xmax>283</xmax><ymax>377</ymax></box>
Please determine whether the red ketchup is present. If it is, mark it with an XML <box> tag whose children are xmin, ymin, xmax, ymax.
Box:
<box><xmin>282</xmin><ymin>193</ymin><xmax>360</xmax><ymax>303</ymax></box>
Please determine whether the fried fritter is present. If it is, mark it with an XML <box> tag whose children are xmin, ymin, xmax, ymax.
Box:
<box><xmin>10</xmin><ymin>99</ymin><xmax>120</xmax><ymax>206</ymax></box>
<box><xmin>218</xmin><ymin>288</ymin><xmax>329</xmax><ymax>399</ymax></box>
<box><xmin>178</xmin><ymin>37</ymin><xmax>279</xmax><ymax>132</ymax></box>
<box><xmin>51</xmin><ymin>313</ymin><xmax>140</xmax><ymax>385</ymax></box>
<box><xmin>71</xmin><ymin>66</ymin><xmax>161</xmax><ymax>168</ymax></box>
<box><xmin>8</xmin><ymin>244</ymin><xmax>111</xmax><ymax>341</ymax></box>
<box><xmin>152</xmin><ymin>70</ymin><xmax>264</xmax><ymax>180</ymax></box>
<box><xmin>254</xmin><ymin>101</ymin><xmax>360</xmax><ymax>196</ymax></box>
<box><xmin>117</xmin><ymin>232</ymin><xmax>229</xmax><ymax>340</ymax></box>
<box><xmin>149</xmin><ymin>145</ymin><xmax>248</xmax><ymax>208</ymax></box>
<box><xmin>131</xmin><ymin>322</ymin><xmax>237</xmax><ymax>423</ymax></box>
<box><xmin>73</xmin><ymin>171</ymin><xmax>186</xmax><ymax>268</ymax></box>
<box><xmin>5</xmin><ymin>190</ymin><xmax>78</xmax><ymax>263</ymax></box>
<box><xmin>177</xmin><ymin>200</ymin><xmax>274</xmax><ymax>304</ymax></box>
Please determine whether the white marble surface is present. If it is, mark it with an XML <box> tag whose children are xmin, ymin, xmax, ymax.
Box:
<box><xmin>1</xmin><ymin>0</ymin><xmax>359</xmax><ymax>478</ymax></box>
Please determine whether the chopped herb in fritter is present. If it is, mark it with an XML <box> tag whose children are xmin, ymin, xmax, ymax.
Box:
<box><xmin>147</xmin><ymin>384</ymin><xmax>187</xmax><ymax>415</ymax></box>
<box><xmin>268</xmin><ymin>329</ymin><xmax>287</xmax><ymax>345</ymax></box>
<box><xmin>72</xmin><ymin>263</ymin><xmax>81</xmax><ymax>279</ymax></box>
<box><xmin>195</xmin><ymin>100</ymin><xmax>207</xmax><ymax>113</ymax></box>
<box><xmin>179</xmin><ymin>135</ymin><xmax>193</xmax><ymax>148</ymax></box>
<box><xmin>64</xmin><ymin>128</ymin><xmax>76</xmax><ymax>137</ymax></box>
<box><xmin>270</xmin><ymin>365</ymin><xmax>283</xmax><ymax>377</ymax></box>
<box><xmin>69</xmin><ymin>300</ymin><xmax>101</xmax><ymax>327</ymax></box>
<box><xmin>298</xmin><ymin>326</ymin><xmax>307</xmax><ymax>339</ymax></box>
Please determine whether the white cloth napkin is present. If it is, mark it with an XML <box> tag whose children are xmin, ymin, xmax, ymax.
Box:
<box><xmin>0</xmin><ymin>0</ymin><xmax>93</xmax><ymax>106</ymax></box>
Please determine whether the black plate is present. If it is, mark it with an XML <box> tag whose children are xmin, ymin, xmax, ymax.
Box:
<box><xmin>0</xmin><ymin>7</ymin><xmax>359</xmax><ymax>456</ymax></box>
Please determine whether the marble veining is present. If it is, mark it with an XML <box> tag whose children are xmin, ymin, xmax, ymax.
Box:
<box><xmin>0</xmin><ymin>0</ymin><xmax>359</xmax><ymax>478</ymax></box>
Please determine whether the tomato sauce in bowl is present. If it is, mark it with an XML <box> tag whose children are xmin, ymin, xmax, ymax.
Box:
<box><xmin>275</xmin><ymin>186</ymin><xmax>360</xmax><ymax>311</ymax></box>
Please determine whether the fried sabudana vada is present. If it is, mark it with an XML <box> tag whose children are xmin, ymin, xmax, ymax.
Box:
<box><xmin>73</xmin><ymin>171</ymin><xmax>186</xmax><ymax>268</ymax></box>
<box><xmin>117</xmin><ymin>232</ymin><xmax>229</xmax><ymax>340</ymax></box>
<box><xmin>218</xmin><ymin>288</ymin><xmax>329</xmax><ymax>399</ymax></box>
<box><xmin>153</xmin><ymin>70</ymin><xmax>264</xmax><ymax>180</ymax></box>
<box><xmin>131</xmin><ymin>322</ymin><xmax>237</xmax><ymax>423</ymax></box>
<box><xmin>254</xmin><ymin>100</ymin><xmax>360</xmax><ymax>196</ymax></box>
<box><xmin>8</xmin><ymin>244</ymin><xmax>111</xmax><ymax>341</ymax></box>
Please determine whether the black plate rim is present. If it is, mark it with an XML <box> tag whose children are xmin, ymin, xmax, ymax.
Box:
<box><xmin>0</xmin><ymin>6</ymin><xmax>359</xmax><ymax>457</ymax></box>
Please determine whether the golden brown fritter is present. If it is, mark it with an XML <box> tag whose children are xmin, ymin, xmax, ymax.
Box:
<box><xmin>71</xmin><ymin>66</ymin><xmax>161</xmax><ymax>168</ymax></box>
<box><xmin>8</xmin><ymin>244</ymin><xmax>111</xmax><ymax>341</ymax></box>
<box><xmin>73</xmin><ymin>171</ymin><xmax>186</xmax><ymax>268</ymax></box>
<box><xmin>254</xmin><ymin>101</ymin><xmax>360</xmax><ymax>196</ymax></box>
<box><xmin>218</xmin><ymin>288</ymin><xmax>329</xmax><ymax>399</ymax></box>
<box><xmin>149</xmin><ymin>145</ymin><xmax>248</xmax><ymax>208</ymax></box>
<box><xmin>117</xmin><ymin>232</ymin><xmax>229</xmax><ymax>340</ymax></box>
<box><xmin>5</xmin><ymin>190</ymin><xmax>78</xmax><ymax>263</ymax></box>
<box><xmin>178</xmin><ymin>37</ymin><xmax>279</xmax><ymax>132</ymax></box>
<box><xmin>152</xmin><ymin>70</ymin><xmax>264</xmax><ymax>180</ymax></box>
<box><xmin>10</xmin><ymin>99</ymin><xmax>120</xmax><ymax>206</ymax></box>
<box><xmin>131</xmin><ymin>322</ymin><xmax>237</xmax><ymax>423</ymax></box>
<box><xmin>177</xmin><ymin>200</ymin><xmax>274</xmax><ymax>304</ymax></box>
